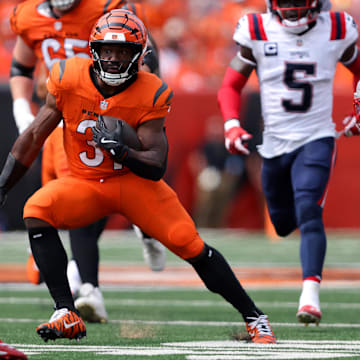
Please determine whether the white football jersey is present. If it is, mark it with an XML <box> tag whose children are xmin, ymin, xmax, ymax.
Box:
<box><xmin>233</xmin><ymin>11</ymin><xmax>358</xmax><ymax>158</ymax></box>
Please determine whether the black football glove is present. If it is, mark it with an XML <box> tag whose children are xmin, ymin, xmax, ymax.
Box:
<box><xmin>91</xmin><ymin>117</ymin><xmax>129</xmax><ymax>163</ymax></box>
<box><xmin>0</xmin><ymin>153</ymin><xmax>28</xmax><ymax>207</ymax></box>
<box><xmin>0</xmin><ymin>188</ymin><xmax>7</xmax><ymax>207</ymax></box>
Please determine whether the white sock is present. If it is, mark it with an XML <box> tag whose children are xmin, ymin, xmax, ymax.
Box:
<box><xmin>298</xmin><ymin>279</ymin><xmax>320</xmax><ymax>310</ymax></box>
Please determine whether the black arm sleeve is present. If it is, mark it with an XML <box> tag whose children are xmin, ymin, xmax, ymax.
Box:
<box><xmin>143</xmin><ymin>46</ymin><xmax>160</xmax><ymax>76</ymax></box>
<box><xmin>10</xmin><ymin>58</ymin><xmax>35</xmax><ymax>79</ymax></box>
<box><xmin>143</xmin><ymin>32</ymin><xmax>160</xmax><ymax>76</ymax></box>
<box><xmin>122</xmin><ymin>136</ymin><xmax>168</xmax><ymax>181</ymax></box>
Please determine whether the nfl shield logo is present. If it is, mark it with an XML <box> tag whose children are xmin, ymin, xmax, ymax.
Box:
<box><xmin>54</xmin><ymin>21</ymin><xmax>62</xmax><ymax>31</ymax></box>
<box><xmin>100</xmin><ymin>100</ymin><xmax>108</xmax><ymax>110</ymax></box>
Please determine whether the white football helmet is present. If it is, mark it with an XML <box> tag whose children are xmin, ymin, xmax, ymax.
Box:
<box><xmin>266</xmin><ymin>0</ymin><xmax>323</xmax><ymax>34</ymax></box>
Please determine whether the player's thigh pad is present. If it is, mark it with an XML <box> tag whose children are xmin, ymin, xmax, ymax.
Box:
<box><xmin>118</xmin><ymin>174</ymin><xmax>205</xmax><ymax>259</ymax></box>
<box><xmin>23</xmin><ymin>177</ymin><xmax>108</xmax><ymax>229</ymax></box>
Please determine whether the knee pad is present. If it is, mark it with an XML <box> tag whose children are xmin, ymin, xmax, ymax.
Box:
<box><xmin>296</xmin><ymin>198</ymin><xmax>323</xmax><ymax>230</ymax></box>
<box><xmin>167</xmin><ymin>222</ymin><xmax>204</xmax><ymax>259</ymax></box>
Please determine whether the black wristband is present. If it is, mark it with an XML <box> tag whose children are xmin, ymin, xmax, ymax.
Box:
<box><xmin>0</xmin><ymin>153</ymin><xmax>28</xmax><ymax>193</ymax></box>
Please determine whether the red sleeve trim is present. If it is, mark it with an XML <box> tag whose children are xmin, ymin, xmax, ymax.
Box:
<box><xmin>330</xmin><ymin>12</ymin><xmax>346</xmax><ymax>40</ymax></box>
<box><xmin>247</xmin><ymin>14</ymin><xmax>268</xmax><ymax>41</ymax></box>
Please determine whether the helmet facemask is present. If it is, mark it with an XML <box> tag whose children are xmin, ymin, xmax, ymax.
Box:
<box><xmin>50</xmin><ymin>0</ymin><xmax>77</xmax><ymax>11</ymax></box>
<box><xmin>91</xmin><ymin>42</ymin><xmax>145</xmax><ymax>86</ymax></box>
<box><xmin>270</xmin><ymin>0</ymin><xmax>320</xmax><ymax>33</ymax></box>
<box><xmin>89</xmin><ymin>10</ymin><xmax>148</xmax><ymax>87</ymax></box>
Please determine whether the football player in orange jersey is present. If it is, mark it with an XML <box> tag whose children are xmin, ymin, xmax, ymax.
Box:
<box><xmin>0</xmin><ymin>9</ymin><xmax>276</xmax><ymax>344</ymax></box>
<box><xmin>9</xmin><ymin>0</ymin><xmax>165</xmax><ymax>323</ymax></box>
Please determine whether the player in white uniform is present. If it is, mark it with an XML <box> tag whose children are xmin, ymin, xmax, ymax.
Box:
<box><xmin>218</xmin><ymin>0</ymin><xmax>360</xmax><ymax>325</ymax></box>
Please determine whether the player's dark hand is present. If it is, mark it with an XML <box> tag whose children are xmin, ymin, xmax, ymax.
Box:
<box><xmin>91</xmin><ymin>123</ymin><xmax>129</xmax><ymax>162</ymax></box>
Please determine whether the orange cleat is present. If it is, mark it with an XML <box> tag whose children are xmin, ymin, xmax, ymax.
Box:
<box><xmin>245</xmin><ymin>314</ymin><xmax>277</xmax><ymax>344</ymax></box>
<box><xmin>297</xmin><ymin>305</ymin><xmax>322</xmax><ymax>326</ymax></box>
<box><xmin>26</xmin><ymin>254</ymin><xmax>43</xmax><ymax>285</ymax></box>
<box><xmin>36</xmin><ymin>308</ymin><xmax>86</xmax><ymax>342</ymax></box>
<box><xmin>0</xmin><ymin>340</ymin><xmax>27</xmax><ymax>360</ymax></box>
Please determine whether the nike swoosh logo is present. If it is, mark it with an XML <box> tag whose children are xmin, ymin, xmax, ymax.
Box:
<box><xmin>64</xmin><ymin>320</ymin><xmax>80</xmax><ymax>329</ymax></box>
<box><xmin>100</xmin><ymin>137</ymin><xmax>117</xmax><ymax>144</ymax></box>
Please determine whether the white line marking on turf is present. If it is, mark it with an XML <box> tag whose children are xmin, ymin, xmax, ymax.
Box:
<box><xmin>1</xmin><ymin>317</ymin><xmax>360</xmax><ymax>328</ymax></box>
<box><xmin>1</xmin><ymin>296</ymin><xmax>360</xmax><ymax>310</ymax></box>
<box><xmin>11</xmin><ymin>341</ymin><xmax>360</xmax><ymax>359</ymax></box>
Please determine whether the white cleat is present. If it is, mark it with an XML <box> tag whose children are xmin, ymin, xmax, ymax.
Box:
<box><xmin>74</xmin><ymin>283</ymin><xmax>108</xmax><ymax>323</ymax></box>
<box><xmin>133</xmin><ymin>225</ymin><xmax>166</xmax><ymax>272</ymax></box>
<box><xmin>67</xmin><ymin>259</ymin><xmax>82</xmax><ymax>299</ymax></box>
<box><xmin>297</xmin><ymin>279</ymin><xmax>321</xmax><ymax>326</ymax></box>
<box><xmin>296</xmin><ymin>305</ymin><xmax>322</xmax><ymax>326</ymax></box>
<box><xmin>142</xmin><ymin>237</ymin><xmax>166</xmax><ymax>272</ymax></box>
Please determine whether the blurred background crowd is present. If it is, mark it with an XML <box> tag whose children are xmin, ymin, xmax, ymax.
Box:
<box><xmin>0</xmin><ymin>0</ymin><xmax>358</xmax><ymax>91</ymax></box>
<box><xmin>0</xmin><ymin>0</ymin><xmax>359</xmax><ymax>232</ymax></box>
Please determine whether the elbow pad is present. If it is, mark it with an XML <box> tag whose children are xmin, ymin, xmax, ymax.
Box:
<box><xmin>10</xmin><ymin>58</ymin><xmax>35</xmax><ymax>79</ymax></box>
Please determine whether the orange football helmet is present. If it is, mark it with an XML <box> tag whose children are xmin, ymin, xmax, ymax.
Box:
<box><xmin>90</xmin><ymin>9</ymin><xmax>148</xmax><ymax>86</ymax></box>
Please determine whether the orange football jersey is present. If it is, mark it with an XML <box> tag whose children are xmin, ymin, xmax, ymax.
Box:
<box><xmin>10</xmin><ymin>0</ymin><xmax>126</xmax><ymax>71</ymax></box>
<box><xmin>47</xmin><ymin>57</ymin><xmax>173</xmax><ymax>180</ymax></box>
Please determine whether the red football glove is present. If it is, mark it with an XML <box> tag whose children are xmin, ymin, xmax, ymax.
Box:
<box><xmin>343</xmin><ymin>115</ymin><xmax>360</xmax><ymax>137</ymax></box>
<box><xmin>344</xmin><ymin>81</ymin><xmax>360</xmax><ymax>137</ymax></box>
<box><xmin>0</xmin><ymin>340</ymin><xmax>27</xmax><ymax>360</ymax></box>
<box><xmin>224</xmin><ymin>119</ymin><xmax>252</xmax><ymax>155</ymax></box>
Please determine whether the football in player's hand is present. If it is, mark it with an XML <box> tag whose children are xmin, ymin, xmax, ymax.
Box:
<box><xmin>95</xmin><ymin>115</ymin><xmax>141</xmax><ymax>150</ymax></box>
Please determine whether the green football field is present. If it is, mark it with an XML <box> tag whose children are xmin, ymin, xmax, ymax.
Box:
<box><xmin>0</xmin><ymin>229</ymin><xmax>360</xmax><ymax>360</ymax></box>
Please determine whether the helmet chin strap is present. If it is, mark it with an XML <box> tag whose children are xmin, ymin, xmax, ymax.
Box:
<box><xmin>100</xmin><ymin>70</ymin><xmax>132</xmax><ymax>86</ymax></box>
<box><xmin>281</xmin><ymin>18</ymin><xmax>310</xmax><ymax>34</ymax></box>
<box><xmin>50</xmin><ymin>0</ymin><xmax>75</xmax><ymax>11</ymax></box>
<box><xmin>96</xmin><ymin>53</ymin><xmax>141</xmax><ymax>87</ymax></box>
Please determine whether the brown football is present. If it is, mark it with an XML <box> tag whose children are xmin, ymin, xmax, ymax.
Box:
<box><xmin>96</xmin><ymin>115</ymin><xmax>142</xmax><ymax>150</ymax></box>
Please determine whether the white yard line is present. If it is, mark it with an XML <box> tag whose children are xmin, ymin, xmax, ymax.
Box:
<box><xmin>9</xmin><ymin>340</ymin><xmax>360</xmax><ymax>359</ymax></box>
<box><xmin>1</xmin><ymin>317</ymin><xmax>360</xmax><ymax>328</ymax></box>
<box><xmin>0</xmin><ymin>296</ymin><xmax>360</xmax><ymax>310</ymax></box>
